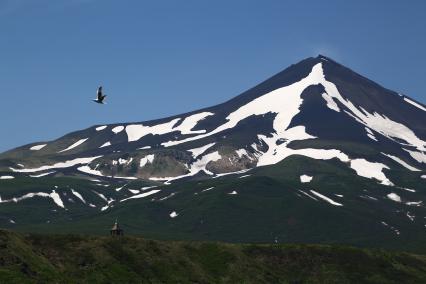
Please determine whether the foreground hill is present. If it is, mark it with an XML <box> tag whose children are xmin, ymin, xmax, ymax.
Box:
<box><xmin>1</xmin><ymin>230</ymin><xmax>426</xmax><ymax>283</ymax></box>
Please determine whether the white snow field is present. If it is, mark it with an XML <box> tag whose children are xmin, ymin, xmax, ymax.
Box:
<box><xmin>169</xmin><ymin>211</ymin><xmax>178</xmax><ymax>218</ymax></box>
<box><xmin>99</xmin><ymin>141</ymin><xmax>111</xmax><ymax>148</ymax></box>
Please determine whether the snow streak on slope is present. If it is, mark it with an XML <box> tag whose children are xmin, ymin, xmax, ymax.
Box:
<box><xmin>71</xmin><ymin>189</ymin><xmax>86</xmax><ymax>204</ymax></box>
<box><xmin>10</xmin><ymin>156</ymin><xmax>102</xmax><ymax>173</ymax></box>
<box><xmin>404</xmin><ymin>97</ymin><xmax>426</xmax><ymax>112</ymax></box>
<box><xmin>29</xmin><ymin>171</ymin><xmax>56</xmax><ymax>178</ymax></box>
<box><xmin>310</xmin><ymin>190</ymin><xmax>343</xmax><ymax>206</ymax></box>
<box><xmin>99</xmin><ymin>141</ymin><xmax>111</xmax><ymax>148</ymax></box>
<box><xmin>58</xmin><ymin>138</ymin><xmax>88</xmax><ymax>153</ymax></box>
<box><xmin>0</xmin><ymin>190</ymin><xmax>65</xmax><ymax>208</ymax></box>
<box><xmin>403</xmin><ymin>149</ymin><xmax>426</xmax><ymax>164</ymax></box>
<box><xmin>95</xmin><ymin>125</ymin><xmax>107</xmax><ymax>131</ymax></box>
<box><xmin>30</xmin><ymin>144</ymin><xmax>46</xmax><ymax>151</ymax></box>
<box><xmin>0</xmin><ymin>176</ymin><xmax>14</xmax><ymax>179</ymax></box>
<box><xmin>381</xmin><ymin>153</ymin><xmax>420</xmax><ymax>171</ymax></box>
<box><xmin>120</xmin><ymin>189</ymin><xmax>161</xmax><ymax>202</ymax></box>
<box><xmin>321</xmin><ymin>93</ymin><xmax>340</xmax><ymax>112</ymax></box>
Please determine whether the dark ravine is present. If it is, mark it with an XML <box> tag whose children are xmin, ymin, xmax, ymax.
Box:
<box><xmin>1</xmin><ymin>229</ymin><xmax>426</xmax><ymax>284</ymax></box>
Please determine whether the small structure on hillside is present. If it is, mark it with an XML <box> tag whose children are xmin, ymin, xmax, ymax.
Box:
<box><xmin>110</xmin><ymin>219</ymin><xmax>123</xmax><ymax>236</ymax></box>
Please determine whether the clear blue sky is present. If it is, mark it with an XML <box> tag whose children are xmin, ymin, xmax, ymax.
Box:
<box><xmin>1</xmin><ymin>0</ymin><xmax>425</xmax><ymax>152</ymax></box>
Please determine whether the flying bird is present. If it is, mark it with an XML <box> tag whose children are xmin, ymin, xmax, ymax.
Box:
<box><xmin>93</xmin><ymin>86</ymin><xmax>107</xmax><ymax>104</ymax></box>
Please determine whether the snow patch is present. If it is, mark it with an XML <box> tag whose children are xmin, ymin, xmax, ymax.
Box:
<box><xmin>228</xmin><ymin>191</ymin><xmax>238</xmax><ymax>195</ymax></box>
<box><xmin>350</xmin><ymin>159</ymin><xmax>393</xmax><ymax>186</ymax></box>
<box><xmin>387</xmin><ymin>193</ymin><xmax>401</xmax><ymax>202</ymax></box>
<box><xmin>99</xmin><ymin>141</ymin><xmax>111</xmax><ymax>148</ymax></box>
<box><xmin>140</xmin><ymin>154</ymin><xmax>155</xmax><ymax>167</ymax></box>
<box><xmin>300</xmin><ymin>175</ymin><xmax>312</xmax><ymax>183</ymax></box>
<box><xmin>112</xmin><ymin>126</ymin><xmax>125</xmax><ymax>134</ymax></box>
<box><xmin>0</xmin><ymin>176</ymin><xmax>14</xmax><ymax>179</ymax></box>
<box><xmin>169</xmin><ymin>211</ymin><xmax>178</xmax><ymax>218</ymax></box>
<box><xmin>96</xmin><ymin>125</ymin><xmax>107</xmax><ymax>131</ymax></box>
<box><xmin>30</xmin><ymin>144</ymin><xmax>47</xmax><ymax>151</ymax></box>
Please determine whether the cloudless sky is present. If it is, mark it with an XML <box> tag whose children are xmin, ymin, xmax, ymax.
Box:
<box><xmin>1</xmin><ymin>0</ymin><xmax>425</xmax><ymax>152</ymax></box>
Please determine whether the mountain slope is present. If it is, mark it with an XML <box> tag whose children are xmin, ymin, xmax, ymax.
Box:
<box><xmin>0</xmin><ymin>55</ymin><xmax>425</xmax><ymax>250</ymax></box>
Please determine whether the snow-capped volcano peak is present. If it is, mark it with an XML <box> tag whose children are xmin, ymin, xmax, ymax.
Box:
<box><xmin>2</xmin><ymin>56</ymin><xmax>425</xmax><ymax>186</ymax></box>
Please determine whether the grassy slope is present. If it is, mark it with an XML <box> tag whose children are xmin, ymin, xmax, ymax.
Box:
<box><xmin>1</xmin><ymin>156</ymin><xmax>426</xmax><ymax>253</ymax></box>
<box><xmin>1</xmin><ymin>230</ymin><xmax>426</xmax><ymax>284</ymax></box>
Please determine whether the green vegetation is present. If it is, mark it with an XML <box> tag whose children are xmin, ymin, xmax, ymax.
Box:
<box><xmin>1</xmin><ymin>229</ymin><xmax>426</xmax><ymax>283</ymax></box>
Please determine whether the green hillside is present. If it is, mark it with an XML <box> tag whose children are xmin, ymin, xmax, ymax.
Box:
<box><xmin>1</xmin><ymin>229</ymin><xmax>426</xmax><ymax>283</ymax></box>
